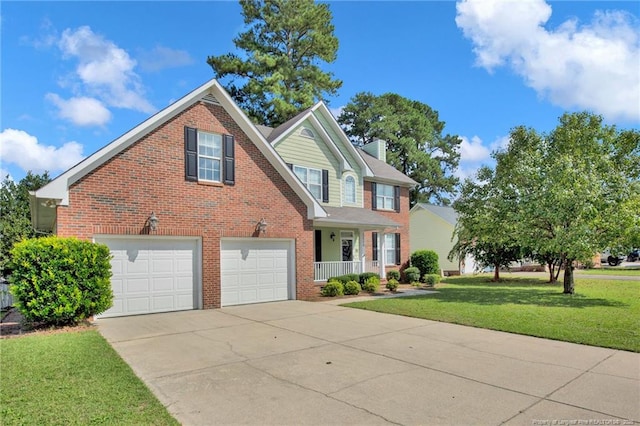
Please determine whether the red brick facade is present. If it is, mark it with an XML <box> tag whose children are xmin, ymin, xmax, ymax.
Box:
<box><xmin>56</xmin><ymin>101</ymin><xmax>315</xmax><ymax>308</ymax></box>
<box><xmin>362</xmin><ymin>181</ymin><xmax>411</xmax><ymax>277</ymax></box>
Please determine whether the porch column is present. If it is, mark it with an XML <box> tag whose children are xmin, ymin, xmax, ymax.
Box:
<box><xmin>379</xmin><ymin>231</ymin><xmax>386</xmax><ymax>278</ymax></box>
<box><xmin>359</xmin><ymin>228</ymin><xmax>365</xmax><ymax>272</ymax></box>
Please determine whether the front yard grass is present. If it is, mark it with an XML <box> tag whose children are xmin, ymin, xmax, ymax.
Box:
<box><xmin>0</xmin><ymin>329</ymin><xmax>178</xmax><ymax>425</ymax></box>
<box><xmin>344</xmin><ymin>276</ymin><xmax>640</xmax><ymax>352</ymax></box>
<box><xmin>575</xmin><ymin>267</ymin><xmax>640</xmax><ymax>276</ymax></box>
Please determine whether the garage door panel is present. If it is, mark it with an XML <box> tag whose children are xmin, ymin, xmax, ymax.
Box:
<box><xmin>97</xmin><ymin>237</ymin><xmax>197</xmax><ymax>317</ymax></box>
<box><xmin>221</xmin><ymin>239</ymin><xmax>292</xmax><ymax>307</ymax></box>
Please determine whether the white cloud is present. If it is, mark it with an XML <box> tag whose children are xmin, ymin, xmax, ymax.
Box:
<box><xmin>137</xmin><ymin>45</ymin><xmax>194</xmax><ymax>72</ymax></box>
<box><xmin>329</xmin><ymin>106</ymin><xmax>344</xmax><ymax>119</ymax></box>
<box><xmin>459</xmin><ymin>135</ymin><xmax>490</xmax><ymax>162</ymax></box>
<box><xmin>456</xmin><ymin>0</ymin><xmax>640</xmax><ymax>122</ymax></box>
<box><xmin>57</xmin><ymin>26</ymin><xmax>155</xmax><ymax>114</ymax></box>
<box><xmin>0</xmin><ymin>168</ymin><xmax>13</xmax><ymax>182</ymax></box>
<box><xmin>0</xmin><ymin>129</ymin><xmax>84</xmax><ymax>174</ymax></box>
<box><xmin>46</xmin><ymin>93</ymin><xmax>112</xmax><ymax>127</ymax></box>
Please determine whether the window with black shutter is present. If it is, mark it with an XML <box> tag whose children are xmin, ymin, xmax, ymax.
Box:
<box><xmin>322</xmin><ymin>169</ymin><xmax>329</xmax><ymax>203</ymax></box>
<box><xmin>394</xmin><ymin>186</ymin><xmax>401</xmax><ymax>212</ymax></box>
<box><xmin>184</xmin><ymin>126</ymin><xmax>235</xmax><ymax>185</ymax></box>
<box><xmin>372</xmin><ymin>232</ymin><xmax>378</xmax><ymax>261</ymax></box>
<box><xmin>371</xmin><ymin>182</ymin><xmax>377</xmax><ymax>210</ymax></box>
<box><xmin>223</xmin><ymin>134</ymin><xmax>235</xmax><ymax>185</ymax></box>
<box><xmin>184</xmin><ymin>126</ymin><xmax>198</xmax><ymax>181</ymax></box>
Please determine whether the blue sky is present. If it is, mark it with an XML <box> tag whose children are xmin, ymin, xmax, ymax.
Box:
<box><xmin>1</xmin><ymin>0</ymin><xmax>639</xmax><ymax>184</ymax></box>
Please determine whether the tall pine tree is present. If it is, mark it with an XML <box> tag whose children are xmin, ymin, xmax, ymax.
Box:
<box><xmin>208</xmin><ymin>0</ymin><xmax>342</xmax><ymax>126</ymax></box>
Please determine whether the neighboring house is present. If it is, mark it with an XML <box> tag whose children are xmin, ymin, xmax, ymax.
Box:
<box><xmin>410</xmin><ymin>203</ymin><xmax>475</xmax><ymax>274</ymax></box>
<box><xmin>29</xmin><ymin>79</ymin><xmax>415</xmax><ymax>318</ymax></box>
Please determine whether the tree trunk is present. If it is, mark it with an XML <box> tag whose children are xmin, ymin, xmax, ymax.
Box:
<box><xmin>547</xmin><ymin>261</ymin><xmax>556</xmax><ymax>283</ymax></box>
<box><xmin>493</xmin><ymin>263</ymin><xmax>500</xmax><ymax>282</ymax></box>
<box><xmin>563</xmin><ymin>260</ymin><xmax>575</xmax><ymax>294</ymax></box>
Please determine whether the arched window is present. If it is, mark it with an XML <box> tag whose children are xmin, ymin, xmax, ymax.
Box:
<box><xmin>344</xmin><ymin>175</ymin><xmax>356</xmax><ymax>203</ymax></box>
<box><xmin>300</xmin><ymin>128</ymin><xmax>315</xmax><ymax>138</ymax></box>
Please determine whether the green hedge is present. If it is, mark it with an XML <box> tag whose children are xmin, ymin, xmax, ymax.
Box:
<box><xmin>403</xmin><ymin>266</ymin><xmax>421</xmax><ymax>283</ymax></box>
<box><xmin>344</xmin><ymin>280</ymin><xmax>361</xmax><ymax>295</ymax></box>
<box><xmin>9</xmin><ymin>237</ymin><xmax>113</xmax><ymax>326</ymax></box>
<box><xmin>321</xmin><ymin>280</ymin><xmax>344</xmax><ymax>297</ymax></box>
<box><xmin>410</xmin><ymin>250</ymin><xmax>439</xmax><ymax>278</ymax></box>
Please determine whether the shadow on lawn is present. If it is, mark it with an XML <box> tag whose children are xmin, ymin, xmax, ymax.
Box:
<box><xmin>402</xmin><ymin>285</ymin><xmax>628</xmax><ymax>309</ymax></box>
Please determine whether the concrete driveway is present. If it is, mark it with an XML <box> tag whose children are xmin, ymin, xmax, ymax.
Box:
<box><xmin>97</xmin><ymin>301</ymin><xmax>639</xmax><ymax>425</ymax></box>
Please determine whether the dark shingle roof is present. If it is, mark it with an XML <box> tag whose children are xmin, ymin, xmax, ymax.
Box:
<box><xmin>265</xmin><ymin>108</ymin><xmax>313</xmax><ymax>143</ymax></box>
<box><xmin>358</xmin><ymin>149</ymin><xmax>417</xmax><ymax>187</ymax></box>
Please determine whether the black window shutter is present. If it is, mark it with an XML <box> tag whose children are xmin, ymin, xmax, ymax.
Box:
<box><xmin>394</xmin><ymin>186</ymin><xmax>401</xmax><ymax>212</ymax></box>
<box><xmin>185</xmin><ymin>126</ymin><xmax>198</xmax><ymax>181</ymax></box>
<box><xmin>372</xmin><ymin>232</ymin><xmax>378</xmax><ymax>261</ymax></box>
<box><xmin>286</xmin><ymin>163</ymin><xmax>293</xmax><ymax>170</ymax></box>
<box><xmin>223</xmin><ymin>134</ymin><xmax>235</xmax><ymax>185</ymax></box>
<box><xmin>322</xmin><ymin>169</ymin><xmax>329</xmax><ymax>203</ymax></box>
<box><xmin>395</xmin><ymin>233</ymin><xmax>401</xmax><ymax>265</ymax></box>
<box><xmin>315</xmin><ymin>230</ymin><xmax>322</xmax><ymax>262</ymax></box>
<box><xmin>371</xmin><ymin>182</ymin><xmax>377</xmax><ymax>210</ymax></box>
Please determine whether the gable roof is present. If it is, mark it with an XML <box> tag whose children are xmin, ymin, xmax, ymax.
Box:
<box><xmin>411</xmin><ymin>203</ymin><xmax>458</xmax><ymax>226</ymax></box>
<box><xmin>358</xmin><ymin>149</ymin><xmax>418</xmax><ymax>187</ymax></box>
<box><xmin>30</xmin><ymin>79</ymin><xmax>327</xmax><ymax>230</ymax></box>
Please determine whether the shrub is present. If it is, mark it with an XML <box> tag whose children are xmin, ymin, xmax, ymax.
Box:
<box><xmin>344</xmin><ymin>280</ymin><xmax>361</xmax><ymax>295</ymax></box>
<box><xmin>403</xmin><ymin>266</ymin><xmax>421</xmax><ymax>284</ymax></box>
<box><xmin>385</xmin><ymin>279</ymin><xmax>399</xmax><ymax>292</ymax></box>
<box><xmin>327</xmin><ymin>274</ymin><xmax>360</xmax><ymax>284</ymax></box>
<box><xmin>9</xmin><ymin>236</ymin><xmax>113</xmax><ymax>326</ymax></box>
<box><xmin>386</xmin><ymin>270</ymin><xmax>400</xmax><ymax>281</ymax></box>
<box><xmin>321</xmin><ymin>280</ymin><xmax>344</xmax><ymax>297</ymax></box>
<box><xmin>410</xmin><ymin>250</ymin><xmax>439</xmax><ymax>278</ymax></box>
<box><xmin>361</xmin><ymin>276</ymin><xmax>380</xmax><ymax>293</ymax></box>
<box><xmin>423</xmin><ymin>274</ymin><xmax>442</xmax><ymax>286</ymax></box>
<box><xmin>359</xmin><ymin>272</ymin><xmax>380</xmax><ymax>284</ymax></box>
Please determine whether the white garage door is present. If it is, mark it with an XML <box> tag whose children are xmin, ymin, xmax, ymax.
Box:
<box><xmin>221</xmin><ymin>239</ymin><xmax>293</xmax><ymax>306</ymax></box>
<box><xmin>96</xmin><ymin>237</ymin><xmax>198</xmax><ymax>317</ymax></box>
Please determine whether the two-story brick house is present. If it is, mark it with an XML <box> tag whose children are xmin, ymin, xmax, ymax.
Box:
<box><xmin>30</xmin><ymin>79</ymin><xmax>415</xmax><ymax>317</ymax></box>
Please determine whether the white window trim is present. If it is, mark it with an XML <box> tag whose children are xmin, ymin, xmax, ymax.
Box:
<box><xmin>343</xmin><ymin>174</ymin><xmax>356</xmax><ymax>204</ymax></box>
<box><xmin>384</xmin><ymin>233</ymin><xmax>397</xmax><ymax>266</ymax></box>
<box><xmin>293</xmin><ymin>165</ymin><xmax>322</xmax><ymax>200</ymax></box>
<box><xmin>376</xmin><ymin>183</ymin><xmax>395</xmax><ymax>211</ymax></box>
<box><xmin>198</xmin><ymin>131</ymin><xmax>222</xmax><ymax>183</ymax></box>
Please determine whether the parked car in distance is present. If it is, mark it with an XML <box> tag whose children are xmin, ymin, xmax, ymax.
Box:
<box><xmin>627</xmin><ymin>249</ymin><xmax>639</xmax><ymax>262</ymax></box>
<box><xmin>600</xmin><ymin>250</ymin><xmax>626</xmax><ymax>266</ymax></box>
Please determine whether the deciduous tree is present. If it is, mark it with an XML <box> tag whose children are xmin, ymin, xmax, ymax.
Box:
<box><xmin>207</xmin><ymin>0</ymin><xmax>342</xmax><ymax>126</ymax></box>
<box><xmin>0</xmin><ymin>172</ymin><xmax>51</xmax><ymax>275</ymax></box>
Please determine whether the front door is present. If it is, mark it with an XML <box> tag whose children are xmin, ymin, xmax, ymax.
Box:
<box><xmin>341</xmin><ymin>231</ymin><xmax>354</xmax><ymax>262</ymax></box>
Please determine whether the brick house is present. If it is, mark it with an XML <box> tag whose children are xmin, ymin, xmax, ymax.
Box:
<box><xmin>30</xmin><ymin>79</ymin><xmax>415</xmax><ymax>317</ymax></box>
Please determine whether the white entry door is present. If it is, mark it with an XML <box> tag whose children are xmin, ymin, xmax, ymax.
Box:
<box><xmin>96</xmin><ymin>237</ymin><xmax>198</xmax><ymax>317</ymax></box>
<box><xmin>220</xmin><ymin>239</ymin><xmax>293</xmax><ymax>306</ymax></box>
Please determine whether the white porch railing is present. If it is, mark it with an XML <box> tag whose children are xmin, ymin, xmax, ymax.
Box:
<box><xmin>314</xmin><ymin>260</ymin><xmax>380</xmax><ymax>281</ymax></box>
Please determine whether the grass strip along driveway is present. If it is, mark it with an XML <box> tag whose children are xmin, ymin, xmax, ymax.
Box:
<box><xmin>0</xmin><ymin>329</ymin><xmax>178</xmax><ymax>425</ymax></box>
<box><xmin>345</xmin><ymin>276</ymin><xmax>640</xmax><ymax>352</ymax></box>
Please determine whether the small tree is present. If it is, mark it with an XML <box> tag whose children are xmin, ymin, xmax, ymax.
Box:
<box><xmin>10</xmin><ymin>237</ymin><xmax>113</xmax><ymax>326</ymax></box>
<box><xmin>410</xmin><ymin>250</ymin><xmax>439</xmax><ymax>278</ymax></box>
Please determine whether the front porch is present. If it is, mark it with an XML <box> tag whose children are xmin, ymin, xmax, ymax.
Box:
<box><xmin>314</xmin><ymin>260</ymin><xmax>379</xmax><ymax>282</ymax></box>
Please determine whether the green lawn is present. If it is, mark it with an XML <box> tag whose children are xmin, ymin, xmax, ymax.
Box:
<box><xmin>0</xmin><ymin>329</ymin><xmax>178</xmax><ymax>425</ymax></box>
<box><xmin>345</xmin><ymin>276</ymin><xmax>640</xmax><ymax>352</ymax></box>
<box><xmin>575</xmin><ymin>268</ymin><xmax>640</xmax><ymax>276</ymax></box>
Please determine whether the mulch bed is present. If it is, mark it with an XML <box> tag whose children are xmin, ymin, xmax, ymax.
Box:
<box><xmin>304</xmin><ymin>283</ymin><xmax>431</xmax><ymax>302</ymax></box>
<box><xmin>0</xmin><ymin>307</ymin><xmax>94</xmax><ymax>339</ymax></box>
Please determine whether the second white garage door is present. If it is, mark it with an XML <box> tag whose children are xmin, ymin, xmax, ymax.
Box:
<box><xmin>221</xmin><ymin>239</ymin><xmax>294</xmax><ymax>306</ymax></box>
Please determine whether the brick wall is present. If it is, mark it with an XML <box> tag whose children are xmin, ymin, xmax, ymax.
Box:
<box><xmin>56</xmin><ymin>101</ymin><xmax>315</xmax><ymax>308</ymax></box>
<box><xmin>362</xmin><ymin>181</ymin><xmax>411</xmax><ymax>277</ymax></box>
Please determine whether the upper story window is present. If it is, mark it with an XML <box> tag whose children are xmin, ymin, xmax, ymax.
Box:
<box><xmin>294</xmin><ymin>165</ymin><xmax>322</xmax><ymax>200</ymax></box>
<box><xmin>198</xmin><ymin>131</ymin><xmax>222</xmax><ymax>182</ymax></box>
<box><xmin>300</xmin><ymin>128</ymin><xmax>315</xmax><ymax>139</ymax></box>
<box><xmin>376</xmin><ymin>183</ymin><xmax>395</xmax><ymax>210</ymax></box>
<box><xmin>344</xmin><ymin>175</ymin><xmax>356</xmax><ymax>204</ymax></box>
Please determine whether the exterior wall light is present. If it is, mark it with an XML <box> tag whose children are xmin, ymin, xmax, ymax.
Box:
<box><xmin>330</xmin><ymin>232</ymin><xmax>336</xmax><ymax>241</ymax></box>
<box><xmin>257</xmin><ymin>218</ymin><xmax>267</xmax><ymax>234</ymax></box>
<box><xmin>148</xmin><ymin>212</ymin><xmax>159</xmax><ymax>231</ymax></box>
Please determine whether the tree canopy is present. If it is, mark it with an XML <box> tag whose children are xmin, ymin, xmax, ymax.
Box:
<box><xmin>207</xmin><ymin>0</ymin><xmax>342</xmax><ymax>127</ymax></box>
<box><xmin>451</xmin><ymin>111</ymin><xmax>640</xmax><ymax>293</ymax></box>
<box><xmin>338</xmin><ymin>92</ymin><xmax>461</xmax><ymax>205</ymax></box>
<box><xmin>1</xmin><ymin>172</ymin><xmax>52</xmax><ymax>275</ymax></box>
